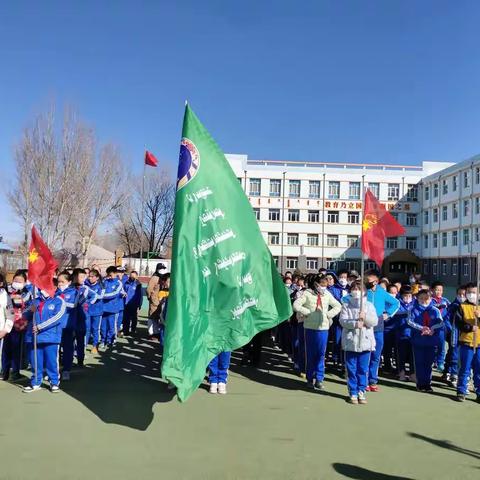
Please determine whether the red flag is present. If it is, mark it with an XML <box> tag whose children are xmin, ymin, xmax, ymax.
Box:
<box><xmin>28</xmin><ymin>225</ymin><xmax>58</xmax><ymax>297</ymax></box>
<box><xmin>361</xmin><ymin>189</ymin><xmax>405</xmax><ymax>268</ymax></box>
<box><xmin>145</xmin><ymin>150</ymin><xmax>158</xmax><ymax>167</ymax></box>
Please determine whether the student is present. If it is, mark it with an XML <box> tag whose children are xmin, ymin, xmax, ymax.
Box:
<box><xmin>115</xmin><ymin>268</ymin><xmax>127</xmax><ymax>337</ymax></box>
<box><xmin>431</xmin><ymin>281</ymin><xmax>450</xmax><ymax>373</ymax></box>
<box><xmin>340</xmin><ymin>281</ymin><xmax>378</xmax><ymax>404</ymax></box>
<box><xmin>157</xmin><ymin>274</ymin><xmax>170</xmax><ymax>346</ymax></box>
<box><xmin>292</xmin><ymin>277</ymin><xmax>307</xmax><ymax>376</ymax></box>
<box><xmin>0</xmin><ymin>274</ymin><xmax>15</xmax><ymax>380</ymax></box>
<box><xmin>394</xmin><ymin>286</ymin><xmax>416</xmax><ymax>382</ymax></box>
<box><xmin>56</xmin><ymin>271</ymin><xmax>78</xmax><ymax>381</ymax></box>
<box><xmin>208</xmin><ymin>352</ymin><xmax>231</xmax><ymax>394</ymax></box>
<box><xmin>101</xmin><ymin>266</ymin><xmax>123</xmax><ymax>348</ymax></box>
<box><xmin>455</xmin><ymin>283</ymin><xmax>480</xmax><ymax>402</ymax></box>
<box><xmin>383</xmin><ymin>284</ymin><xmax>400</xmax><ymax>373</ymax></box>
<box><xmin>444</xmin><ymin>286</ymin><xmax>466</xmax><ymax>386</ymax></box>
<box><xmin>365</xmin><ymin>270</ymin><xmax>400</xmax><ymax>391</ymax></box>
<box><xmin>85</xmin><ymin>269</ymin><xmax>103</xmax><ymax>354</ymax></box>
<box><xmin>407</xmin><ymin>289</ymin><xmax>444</xmax><ymax>393</ymax></box>
<box><xmin>123</xmin><ymin>271</ymin><xmax>143</xmax><ymax>335</ymax></box>
<box><xmin>293</xmin><ymin>274</ymin><xmax>341</xmax><ymax>390</ymax></box>
<box><xmin>23</xmin><ymin>289</ymin><xmax>66</xmax><ymax>393</ymax></box>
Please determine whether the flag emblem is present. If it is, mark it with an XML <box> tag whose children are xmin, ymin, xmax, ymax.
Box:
<box><xmin>177</xmin><ymin>138</ymin><xmax>200</xmax><ymax>190</ymax></box>
<box><xmin>28</xmin><ymin>248</ymin><xmax>39</xmax><ymax>263</ymax></box>
<box><xmin>362</xmin><ymin>213</ymin><xmax>378</xmax><ymax>231</ymax></box>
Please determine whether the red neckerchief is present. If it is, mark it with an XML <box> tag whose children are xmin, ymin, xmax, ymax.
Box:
<box><xmin>422</xmin><ymin>310</ymin><xmax>430</xmax><ymax>327</ymax></box>
<box><xmin>316</xmin><ymin>293</ymin><xmax>323</xmax><ymax>309</ymax></box>
<box><xmin>38</xmin><ymin>300</ymin><xmax>46</xmax><ymax>318</ymax></box>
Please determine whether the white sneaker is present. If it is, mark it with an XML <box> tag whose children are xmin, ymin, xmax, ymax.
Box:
<box><xmin>209</xmin><ymin>382</ymin><xmax>218</xmax><ymax>394</ymax></box>
<box><xmin>23</xmin><ymin>385</ymin><xmax>41</xmax><ymax>393</ymax></box>
<box><xmin>218</xmin><ymin>382</ymin><xmax>227</xmax><ymax>395</ymax></box>
<box><xmin>51</xmin><ymin>385</ymin><xmax>60</xmax><ymax>393</ymax></box>
<box><xmin>43</xmin><ymin>375</ymin><xmax>49</xmax><ymax>382</ymax></box>
<box><xmin>62</xmin><ymin>371</ymin><xmax>70</xmax><ymax>381</ymax></box>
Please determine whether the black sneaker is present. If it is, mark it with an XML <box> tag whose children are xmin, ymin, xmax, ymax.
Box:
<box><xmin>456</xmin><ymin>393</ymin><xmax>466</xmax><ymax>402</ymax></box>
<box><xmin>314</xmin><ymin>380</ymin><xmax>324</xmax><ymax>391</ymax></box>
<box><xmin>425</xmin><ymin>385</ymin><xmax>434</xmax><ymax>394</ymax></box>
<box><xmin>306</xmin><ymin>381</ymin><xmax>315</xmax><ymax>390</ymax></box>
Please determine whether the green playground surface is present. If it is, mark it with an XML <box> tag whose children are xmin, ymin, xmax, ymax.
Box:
<box><xmin>1</xmin><ymin>314</ymin><xmax>479</xmax><ymax>480</ymax></box>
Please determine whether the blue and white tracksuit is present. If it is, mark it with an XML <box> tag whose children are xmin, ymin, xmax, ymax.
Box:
<box><xmin>25</xmin><ymin>295</ymin><xmax>66</xmax><ymax>387</ymax></box>
<box><xmin>393</xmin><ymin>299</ymin><xmax>416</xmax><ymax>374</ymax></box>
<box><xmin>123</xmin><ymin>279</ymin><xmax>143</xmax><ymax>334</ymax></box>
<box><xmin>57</xmin><ymin>286</ymin><xmax>79</xmax><ymax>373</ymax></box>
<box><xmin>102</xmin><ymin>278</ymin><xmax>123</xmax><ymax>345</ymax></box>
<box><xmin>366</xmin><ymin>287</ymin><xmax>400</xmax><ymax>386</ymax></box>
<box><xmin>431</xmin><ymin>296</ymin><xmax>451</xmax><ymax>369</ymax></box>
<box><xmin>208</xmin><ymin>352</ymin><xmax>232</xmax><ymax>384</ymax></box>
<box><xmin>328</xmin><ymin>277</ymin><xmax>349</xmax><ymax>366</ymax></box>
<box><xmin>445</xmin><ymin>299</ymin><xmax>462</xmax><ymax>377</ymax></box>
<box><xmin>85</xmin><ymin>281</ymin><xmax>104</xmax><ymax>347</ymax></box>
<box><xmin>408</xmin><ymin>302</ymin><xmax>444</xmax><ymax>389</ymax></box>
<box><xmin>74</xmin><ymin>285</ymin><xmax>97</xmax><ymax>364</ymax></box>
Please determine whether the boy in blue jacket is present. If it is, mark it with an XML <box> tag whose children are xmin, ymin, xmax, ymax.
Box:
<box><xmin>394</xmin><ymin>286</ymin><xmax>416</xmax><ymax>382</ymax></box>
<box><xmin>407</xmin><ymin>289</ymin><xmax>444</xmax><ymax>393</ymax></box>
<box><xmin>431</xmin><ymin>281</ymin><xmax>451</xmax><ymax>373</ymax></box>
<box><xmin>123</xmin><ymin>270</ymin><xmax>143</xmax><ymax>336</ymax></box>
<box><xmin>115</xmin><ymin>268</ymin><xmax>127</xmax><ymax>337</ymax></box>
<box><xmin>85</xmin><ymin>269</ymin><xmax>104</xmax><ymax>354</ymax></box>
<box><xmin>101</xmin><ymin>266</ymin><xmax>124</xmax><ymax>349</ymax></box>
<box><xmin>23</xmin><ymin>290</ymin><xmax>66</xmax><ymax>393</ymax></box>
<box><xmin>365</xmin><ymin>270</ymin><xmax>400</xmax><ymax>391</ymax></box>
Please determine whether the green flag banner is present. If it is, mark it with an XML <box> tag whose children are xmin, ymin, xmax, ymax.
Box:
<box><xmin>162</xmin><ymin>105</ymin><xmax>292</xmax><ymax>401</ymax></box>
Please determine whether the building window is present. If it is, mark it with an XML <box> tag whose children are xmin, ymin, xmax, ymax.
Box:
<box><xmin>406</xmin><ymin>213</ymin><xmax>417</xmax><ymax>226</ymax></box>
<box><xmin>306</xmin><ymin>258</ymin><xmax>318</xmax><ymax>270</ymax></box>
<box><xmin>442</xmin><ymin>206</ymin><xmax>448</xmax><ymax>221</ymax></box>
<box><xmin>328</xmin><ymin>181</ymin><xmax>340</xmax><ymax>199</ymax></box>
<box><xmin>424</xmin><ymin>185</ymin><xmax>430</xmax><ymax>200</ymax></box>
<box><xmin>309</xmin><ymin>180</ymin><xmax>320</xmax><ymax>199</ymax></box>
<box><xmin>326</xmin><ymin>259</ymin><xmax>338</xmax><ymax>270</ymax></box>
<box><xmin>423</xmin><ymin>210</ymin><xmax>429</xmax><ymax>225</ymax></box>
<box><xmin>432</xmin><ymin>261</ymin><xmax>438</xmax><ymax>276</ymax></box>
<box><xmin>268</xmin><ymin>232</ymin><xmax>280</xmax><ymax>245</ymax></box>
<box><xmin>424</xmin><ymin>235</ymin><xmax>429</xmax><ymax>249</ymax></box>
<box><xmin>289</xmin><ymin>180</ymin><xmax>301</xmax><ymax>198</ymax></box>
<box><xmin>272</xmin><ymin>256</ymin><xmax>279</xmax><ymax>267</ymax></box>
<box><xmin>464</xmin><ymin>200</ymin><xmax>470</xmax><ymax>217</ymax></box>
<box><xmin>327</xmin><ymin>211</ymin><xmax>339</xmax><ymax>223</ymax></box>
<box><xmin>308</xmin><ymin>210</ymin><xmax>320</xmax><ymax>223</ymax></box>
<box><xmin>387</xmin><ymin>237</ymin><xmax>398</xmax><ymax>249</ymax></box>
<box><xmin>476</xmin><ymin>197</ymin><xmax>480</xmax><ymax>215</ymax></box>
<box><xmin>307</xmin><ymin>234</ymin><xmax>319</xmax><ymax>246</ymax></box>
<box><xmin>452</xmin><ymin>260</ymin><xmax>458</xmax><ymax>275</ymax></box>
<box><xmin>288</xmin><ymin>209</ymin><xmax>299</xmax><ymax>222</ymax></box>
<box><xmin>406</xmin><ymin>237</ymin><xmax>417</xmax><ymax>250</ymax></box>
<box><xmin>441</xmin><ymin>260</ymin><xmax>447</xmax><ymax>276</ymax></box>
<box><xmin>433</xmin><ymin>233</ymin><xmax>438</xmax><ymax>248</ymax></box>
<box><xmin>464</xmin><ymin>171</ymin><xmax>469</xmax><ymax>188</ymax></box>
<box><xmin>452</xmin><ymin>175</ymin><xmax>457</xmax><ymax>191</ymax></box>
<box><xmin>286</xmin><ymin>257</ymin><xmax>298</xmax><ymax>270</ymax></box>
<box><xmin>441</xmin><ymin>232</ymin><xmax>447</xmax><ymax>247</ymax></box>
<box><xmin>249</xmin><ymin>178</ymin><xmax>261</xmax><ymax>196</ymax></box>
<box><xmin>368</xmin><ymin>183</ymin><xmax>380</xmax><ymax>197</ymax></box>
<box><xmin>347</xmin><ymin>235</ymin><xmax>359</xmax><ymax>247</ymax></box>
<box><xmin>463</xmin><ymin>261</ymin><xmax>470</xmax><ymax>277</ymax></box>
<box><xmin>442</xmin><ymin>179</ymin><xmax>448</xmax><ymax>195</ymax></box>
<box><xmin>287</xmin><ymin>233</ymin><xmax>299</xmax><ymax>246</ymax></box>
<box><xmin>433</xmin><ymin>183</ymin><xmax>439</xmax><ymax>198</ymax></box>
<box><xmin>388</xmin><ymin>183</ymin><xmax>400</xmax><ymax>201</ymax></box>
<box><xmin>390</xmin><ymin>212</ymin><xmax>399</xmax><ymax>221</ymax></box>
<box><xmin>365</xmin><ymin>261</ymin><xmax>376</xmax><ymax>270</ymax></box>
<box><xmin>433</xmin><ymin>208</ymin><xmax>438</xmax><ymax>223</ymax></box>
<box><xmin>327</xmin><ymin>235</ymin><xmax>339</xmax><ymax>247</ymax></box>
<box><xmin>346</xmin><ymin>261</ymin><xmax>359</xmax><ymax>271</ymax></box>
<box><xmin>406</xmin><ymin>184</ymin><xmax>418</xmax><ymax>202</ymax></box>
<box><xmin>349</xmin><ymin>182</ymin><xmax>361</xmax><ymax>200</ymax></box>
<box><xmin>452</xmin><ymin>230</ymin><xmax>458</xmax><ymax>246</ymax></box>
<box><xmin>463</xmin><ymin>229</ymin><xmax>470</xmax><ymax>246</ymax></box>
<box><xmin>453</xmin><ymin>203</ymin><xmax>458</xmax><ymax>219</ymax></box>
<box><xmin>423</xmin><ymin>261</ymin><xmax>429</xmax><ymax>275</ymax></box>
<box><xmin>476</xmin><ymin>227</ymin><xmax>480</xmax><ymax>243</ymax></box>
<box><xmin>476</xmin><ymin>167</ymin><xmax>480</xmax><ymax>184</ymax></box>
<box><xmin>348</xmin><ymin>211</ymin><xmax>360</xmax><ymax>224</ymax></box>
<box><xmin>269</xmin><ymin>208</ymin><xmax>280</xmax><ymax>221</ymax></box>
<box><xmin>253</xmin><ymin>208</ymin><xmax>260</xmax><ymax>220</ymax></box>
<box><xmin>269</xmin><ymin>179</ymin><xmax>281</xmax><ymax>197</ymax></box>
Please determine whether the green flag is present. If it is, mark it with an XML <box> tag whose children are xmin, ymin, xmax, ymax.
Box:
<box><xmin>162</xmin><ymin>105</ymin><xmax>292</xmax><ymax>401</ymax></box>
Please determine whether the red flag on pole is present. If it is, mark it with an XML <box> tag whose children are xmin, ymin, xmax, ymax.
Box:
<box><xmin>145</xmin><ymin>150</ymin><xmax>158</xmax><ymax>167</ymax></box>
<box><xmin>28</xmin><ymin>225</ymin><xmax>58</xmax><ymax>297</ymax></box>
<box><xmin>361</xmin><ymin>189</ymin><xmax>405</xmax><ymax>268</ymax></box>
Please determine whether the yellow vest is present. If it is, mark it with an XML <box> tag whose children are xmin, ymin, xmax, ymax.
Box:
<box><xmin>459</xmin><ymin>303</ymin><xmax>480</xmax><ymax>348</ymax></box>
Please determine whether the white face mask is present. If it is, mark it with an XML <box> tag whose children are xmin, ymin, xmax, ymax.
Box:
<box><xmin>11</xmin><ymin>282</ymin><xmax>25</xmax><ymax>291</ymax></box>
<box><xmin>58</xmin><ymin>285</ymin><xmax>68</xmax><ymax>292</ymax></box>
<box><xmin>351</xmin><ymin>290</ymin><xmax>361</xmax><ymax>299</ymax></box>
<box><xmin>390</xmin><ymin>292</ymin><xmax>397</xmax><ymax>298</ymax></box>
<box><xmin>419</xmin><ymin>302</ymin><xmax>430</xmax><ymax>308</ymax></box>
<box><xmin>316</xmin><ymin>286</ymin><xmax>327</xmax><ymax>294</ymax></box>
<box><xmin>40</xmin><ymin>290</ymin><xmax>50</xmax><ymax>298</ymax></box>
<box><xmin>339</xmin><ymin>279</ymin><xmax>348</xmax><ymax>287</ymax></box>
<box><xmin>466</xmin><ymin>293</ymin><xmax>478</xmax><ymax>304</ymax></box>
<box><xmin>457</xmin><ymin>295</ymin><xmax>466</xmax><ymax>303</ymax></box>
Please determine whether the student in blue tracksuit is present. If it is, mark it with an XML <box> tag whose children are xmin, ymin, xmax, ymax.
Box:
<box><xmin>394</xmin><ymin>286</ymin><xmax>416</xmax><ymax>382</ymax></box>
<box><xmin>85</xmin><ymin>269</ymin><xmax>104</xmax><ymax>354</ymax></box>
<box><xmin>208</xmin><ymin>351</ymin><xmax>232</xmax><ymax>395</ymax></box>
<box><xmin>101</xmin><ymin>266</ymin><xmax>123</xmax><ymax>348</ymax></box>
<box><xmin>365</xmin><ymin>270</ymin><xmax>400</xmax><ymax>391</ymax></box>
<box><xmin>431</xmin><ymin>281</ymin><xmax>451</xmax><ymax>373</ymax></box>
<box><xmin>383</xmin><ymin>284</ymin><xmax>400</xmax><ymax>373</ymax></box>
<box><xmin>123</xmin><ymin>271</ymin><xmax>143</xmax><ymax>336</ymax></box>
<box><xmin>115</xmin><ymin>268</ymin><xmax>127</xmax><ymax>337</ymax></box>
<box><xmin>407</xmin><ymin>289</ymin><xmax>444</xmax><ymax>393</ymax></box>
<box><xmin>56</xmin><ymin>271</ymin><xmax>78</xmax><ymax>381</ymax></box>
<box><xmin>23</xmin><ymin>290</ymin><xmax>66</xmax><ymax>393</ymax></box>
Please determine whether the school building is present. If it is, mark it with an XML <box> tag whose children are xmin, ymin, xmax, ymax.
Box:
<box><xmin>225</xmin><ymin>153</ymin><xmax>479</xmax><ymax>284</ymax></box>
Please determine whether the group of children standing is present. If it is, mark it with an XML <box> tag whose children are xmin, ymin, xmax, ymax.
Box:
<box><xmin>0</xmin><ymin>266</ymin><xmax>143</xmax><ymax>392</ymax></box>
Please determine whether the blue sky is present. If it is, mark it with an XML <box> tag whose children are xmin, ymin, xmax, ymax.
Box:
<box><xmin>1</xmin><ymin>1</ymin><xmax>480</xmax><ymax>241</ymax></box>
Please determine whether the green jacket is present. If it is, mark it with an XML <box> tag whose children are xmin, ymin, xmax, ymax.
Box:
<box><xmin>293</xmin><ymin>289</ymin><xmax>341</xmax><ymax>331</ymax></box>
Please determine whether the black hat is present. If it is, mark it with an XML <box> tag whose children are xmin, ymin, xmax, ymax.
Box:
<box><xmin>156</xmin><ymin>263</ymin><xmax>167</xmax><ymax>271</ymax></box>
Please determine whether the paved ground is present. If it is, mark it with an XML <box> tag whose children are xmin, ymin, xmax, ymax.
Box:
<box><xmin>1</xmin><ymin>314</ymin><xmax>479</xmax><ymax>480</ymax></box>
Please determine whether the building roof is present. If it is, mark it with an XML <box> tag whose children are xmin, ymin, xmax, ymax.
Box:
<box><xmin>0</xmin><ymin>241</ymin><xmax>14</xmax><ymax>252</ymax></box>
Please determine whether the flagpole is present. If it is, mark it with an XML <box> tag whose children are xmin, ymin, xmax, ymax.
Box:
<box><xmin>33</xmin><ymin>285</ymin><xmax>38</xmax><ymax>384</ymax></box>
<box><xmin>475</xmin><ymin>252</ymin><xmax>480</xmax><ymax>354</ymax></box>
<box><xmin>139</xmin><ymin>157</ymin><xmax>146</xmax><ymax>276</ymax></box>
<box><xmin>360</xmin><ymin>175</ymin><xmax>366</xmax><ymax>312</ymax></box>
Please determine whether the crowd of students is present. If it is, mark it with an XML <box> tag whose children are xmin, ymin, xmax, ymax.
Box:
<box><xmin>0</xmin><ymin>265</ymin><xmax>143</xmax><ymax>393</ymax></box>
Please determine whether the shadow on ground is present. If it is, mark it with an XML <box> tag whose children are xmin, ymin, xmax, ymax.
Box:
<box><xmin>332</xmin><ymin>463</ymin><xmax>414</xmax><ymax>480</ymax></box>
<box><xmin>407</xmin><ymin>432</ymin><xmax>480</xmax><ymax>461</ymax></box>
